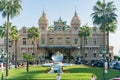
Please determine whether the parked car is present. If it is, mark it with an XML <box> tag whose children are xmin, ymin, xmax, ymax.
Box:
<box><xmin>91</xmin><ymin>60</ymin><xmax>104</xmax><ymax>67</ymax></box>
<box><xmin>113</xmin><ymin>62</ymin><xmax>120</xmax><ymax>70</ymax></box>
<box><xmin>81</xmin><ymin>60</ymin><xmax>88</xmax><ymax>65</ymax></box>
<box><xmin>91</xmin><ymin>60</ymin><xmax>98</xmax><ymax>66</ymax></box>
<box><xmin>110</xmin><ymin>60</ymin><xmax>118</xmax><ymax>69</ymax></box>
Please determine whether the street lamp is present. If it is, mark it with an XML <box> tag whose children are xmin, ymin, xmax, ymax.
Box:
<box><xmin>0</xmin><ymin>49</ymin><xmax>7</xmax><ymax>80</ymax></box>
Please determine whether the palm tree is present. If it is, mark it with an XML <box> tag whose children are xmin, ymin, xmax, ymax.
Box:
<box><xmin>9</xmin><ymin>26</ymin><xmax>20</xmax><ymax>68</ymax></box>
<box><xmin>105</xmin><ymin>22</ymin><xmax>117</xmax><ymax>62</ymax></box>
<box><xmin>0</xmin><ymin>0</ymin><xmax>22</xmax><ymax>76</ymax></box>
<box><xmin>91</xmin><ymin>0</ymin><xmax>117</xmax><ymax>52</ymax></box>
<box><xmin>27</xmin><ymin>26</ymin><xmax>40</xmax><ymax>61</ymax></box>
<box><xmin>0</xmin><ymin>22</ymin><xmax>8</xmax><ymax>38</ymax></box>
<box><xmin>0</xmin><ymin>22</ymin><xmax>20</xmax><ymax>68</ymax></box>
<box><xmin>78</xmin><ymin>24</ymin><xmax>91</xmax><ymax>60</ymax></box>
<box><xmin>91</xmin><ymin>0</ymin><xmax>117</xmax><ymax>79</ymax></box>
<box><xmin>78</xmin><ymin>27</ymin><xmax>85</xmax><ymax>59</ymax></box>
<box><xmin>23</xmin><ymin>53</ymin><xmax>34</xmax><ymax>80</ymax></box>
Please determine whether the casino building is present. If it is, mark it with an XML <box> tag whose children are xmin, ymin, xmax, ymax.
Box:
<box><xmin>0</xmin><ymin>11</ymin><xmax>114</xmax><ymax>63</ymax></box>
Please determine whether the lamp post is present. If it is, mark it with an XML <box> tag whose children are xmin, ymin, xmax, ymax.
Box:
<box><xmin>0</xmin><ymin>49</ymin><xmax>7</xmax><ymax>80</ymax></box>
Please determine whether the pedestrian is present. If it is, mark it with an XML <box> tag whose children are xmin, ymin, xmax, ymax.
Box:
<box><xmin>91</xmin><ymin>75</ymin><xmax>95</xmax><ymax>80</ymax></box>
<box><xmin>56</xmin><ymin>73</ymin><xmax>61</xmax><ymax>80</ymax></box>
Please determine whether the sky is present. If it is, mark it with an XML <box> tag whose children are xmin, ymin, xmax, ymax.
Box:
<box><xmin>0</xmin><ymin>0</ymin><xmax>120</xmax><ymax>56</ymax></box>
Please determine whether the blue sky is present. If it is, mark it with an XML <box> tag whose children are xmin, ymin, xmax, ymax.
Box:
<box><xmin>0</xmin><ymin>0</ymin><xmax>120</xmax><ymax>56</ymax></box>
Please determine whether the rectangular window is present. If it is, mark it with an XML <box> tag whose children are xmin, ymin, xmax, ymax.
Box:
<box><xmin>23</xmin><ymin>38</ymin><xmax>26</xmax><ymax>45</ymax></box>
<box><xmin>85</xmin><ymin>53</ymin><xmax>87</xmax><ymax>57</ymax></box>
<box><xmin>93</xmin><ymin>38</ymin><xmax>97</xmax><ymax>45</ymax></box>
<box><xmin>66</xmin><ymin>37</ymin><xmax>70</xmax><ymax>44</ymax></box>
<box><xmin>74</xmin><ymin>38</ymin><xmax>78</xmax><ymax>44</ymax></box>
<box><xmin>94</xmin><ymin>53</ymin><xmax>96</xmax><ymax>57</ymax></box>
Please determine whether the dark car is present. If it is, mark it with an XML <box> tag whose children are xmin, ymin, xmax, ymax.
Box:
<box><xmin>113</xmin><ymin>62</ymin><xmax>120</xmax><ymax>70</ymax></box>
<box><xmin>91</xmin><ymin>60</ymin><xmax>104</xmax><ymax>67</ymax></box>
<box><xmin>91</xmin><ymin>60</ymin><xmax>98</xmax><ymax>66</ymax></box>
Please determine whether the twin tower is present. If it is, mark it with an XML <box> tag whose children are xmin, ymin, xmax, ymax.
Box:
<box><xmin>38</xmin><ymin>11</ymin><xmax>81</xmax><ymax>32</ymax></box>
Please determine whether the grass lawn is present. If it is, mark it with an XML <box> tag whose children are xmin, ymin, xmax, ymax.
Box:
<box><xmin>0</xmin><ymin>65</ymin><xmax>120</xmax><ymax>80</ymax></box>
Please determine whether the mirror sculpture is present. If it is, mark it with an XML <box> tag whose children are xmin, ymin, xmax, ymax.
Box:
<box><xmin>42</xmin><ymin>51</ymin><xmax>70</xmax><ymax>73</ymax></box>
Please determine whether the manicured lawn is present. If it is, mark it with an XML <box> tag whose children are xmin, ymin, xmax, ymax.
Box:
<box><xmin>0</xmin><ymin>65</ymin><xmax>120</xmax><ymax>80</ymax></box>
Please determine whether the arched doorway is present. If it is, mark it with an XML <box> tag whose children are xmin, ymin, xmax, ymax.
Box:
<box><xmin>48</xmin><ymin>49</ymin><xmax>54</xmax><ymax>60</ymax></box>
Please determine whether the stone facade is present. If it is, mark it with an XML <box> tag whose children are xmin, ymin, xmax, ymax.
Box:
<box><xmin>0</xmin><ymin>11</ymin><xmax>114</xmax><ymax>63</ymax></box>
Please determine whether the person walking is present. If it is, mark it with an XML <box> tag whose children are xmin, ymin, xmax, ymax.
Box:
<box><xmin>56</xmin><ymin>73</ymin><xmax>61</xmax><ymax>80</ymax></box>
<box><xmin>91</xmin><ymin>75</ymin><xmax>95</xmax><ymax>80</ymax></box>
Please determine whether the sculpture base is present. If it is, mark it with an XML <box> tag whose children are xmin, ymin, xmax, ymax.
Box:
<box><xmin>48</xmin><ymin>66</ymin><xmax>63</xmax><ymax>73</ymax></box>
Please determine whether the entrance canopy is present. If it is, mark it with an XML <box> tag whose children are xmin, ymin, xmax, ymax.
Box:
<box><xmin>38</xmin><ymin>45</ymin><xmax>79</xmax><ymax>49</ymax></box>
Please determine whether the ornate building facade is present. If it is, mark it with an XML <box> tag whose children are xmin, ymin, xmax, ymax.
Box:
<box><xmin>0</xmin><ymin>11</ymin><xmax>114</xmax><ymax>63</ymax></box>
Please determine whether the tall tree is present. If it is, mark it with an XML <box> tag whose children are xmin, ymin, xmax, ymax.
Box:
<box><xmin>78</xmin><ymin>24</ymin><xmax>91</xmax><ymax>60</ymax></box>
<box><xmin>27</xmin><ymin>26</ymin><xmax>40</xmax><ymax>61</ymax></box>
<box><xmin>0</xmin><ymin>0</ymin><xmax>22</xmax><ymax>76</ymax></box>
<box><xmin>91</xmin><ymin>0</ymin><xmax>117</xmax><ymax>79</ymax></box>
<box><xmin>78</xmin><ymin>27</ymin><xmax>84</xmax><ymax>59</ymax></box>
<box><xmin>91</xmin><ymin>0</ymin><xmax>117</xmax><ymax>53</ymax></box>
<box><xmin>0</xmin><ymin>22</ymin><xmax>20</xmax><ymax>68</ymax></box>
<box><xmin>9</xmin><ymin>26</ymin><xmax>20</xmax><ymax>68</ymax></box>
<box><xmin>101</xmin><ymin>21</ymin><xmax>117</xmax><ymax>62</ymax></box>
